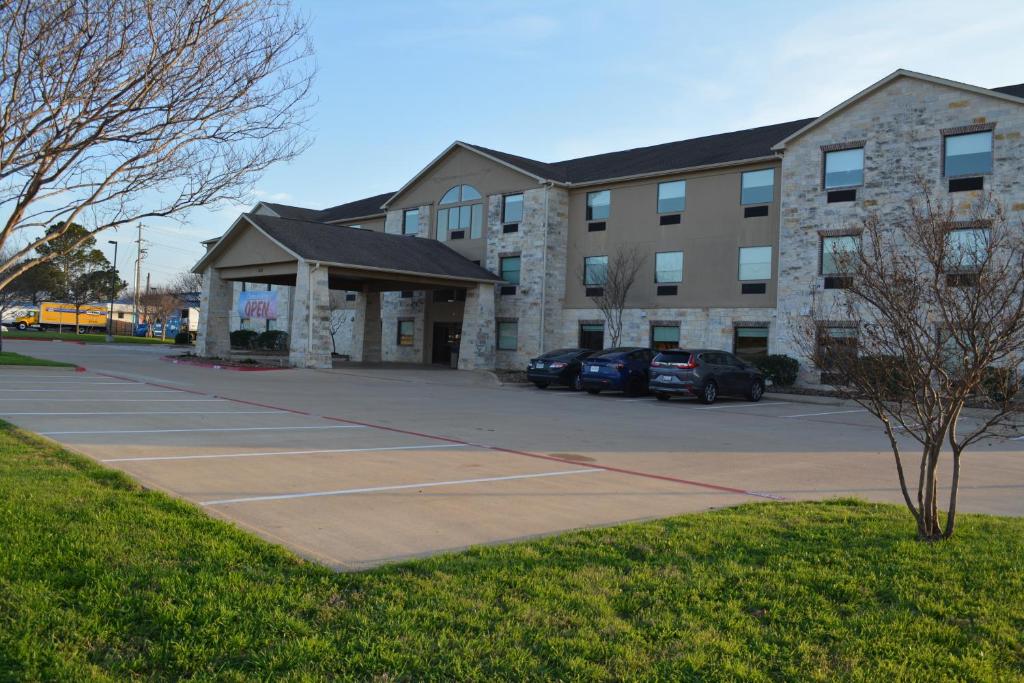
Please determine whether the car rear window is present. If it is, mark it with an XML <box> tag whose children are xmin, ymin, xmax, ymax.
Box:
<box><xmin>654</xmin><ymin>350</ymin><xmax>693</xmax><ymax>363</ymax></box>
<box><xmin>593</xmin><ymin>348</ymin><xmax>629</xmax><ymax>358</ymax></box>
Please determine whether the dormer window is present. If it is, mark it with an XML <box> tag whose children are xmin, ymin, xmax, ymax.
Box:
<box><xmin>436</xmin><ymin>185</ymin><xmax>483</xmax><ymax>240</ymax></box>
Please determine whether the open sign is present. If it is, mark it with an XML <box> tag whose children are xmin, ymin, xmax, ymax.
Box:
<box><xmin>236</xmin><ymin>291</ymin><xmax>278</xmax><ymax>320</ymax></box>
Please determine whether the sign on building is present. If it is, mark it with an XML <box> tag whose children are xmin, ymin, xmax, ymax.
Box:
<box><xmin>237</xmin><ymin>290</ymin><xmax>278</xmax><ymax>320</ymax></box>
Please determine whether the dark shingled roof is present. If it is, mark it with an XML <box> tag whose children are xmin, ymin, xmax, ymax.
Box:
<box><xmin>260</xmin><ymin>202</ymin><xmax>322</xmax><ymax>221</ymax></box>
<box><xmin>993</xmin><ymin>83</ymin><xmax>1024</xmax><ymax>99</ymax></box>
<box><xmin>244</xmin><ymin>213</ymin><xmax>501</xmax><ymax>282</ymax></box>
<box><xmin>315</xmin><ymin>191</ymin><xmax>394</xmax><ymax>223</ymax></box>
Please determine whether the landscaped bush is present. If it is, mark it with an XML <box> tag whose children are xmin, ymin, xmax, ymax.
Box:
<box><xmin>256</xmin><ymin>330</ymin><xmax>289</xmax><ymax>351</ymax></box>
<box><xmin>229</xmin><ymin>329</ymin><xmax>258</xmax><ymax>349</ymax></box>
<box><xmin>753</xmin><ymin>354</ymin><xmax>800</xmax><ymax>386</ymax></box>
<box><xmin>981</xmin><ymin>366</ymin><xmax>1019</xmax><ymax>402</ymax></box>
<box><xmin>855</xmin><ymin>354</ymin><xmax>912</xmax><ymax>400</ymax></box>
<box><xmin>174</xmin><ymin>332</ymin><xmax>192</xmax><ymax>345</ymax></box>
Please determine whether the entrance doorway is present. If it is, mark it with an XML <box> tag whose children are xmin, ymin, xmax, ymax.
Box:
<box><xmin>432</xmin><ymin>322</ymin><xmax>462</xmax><ymax>365</ymax></box>
<box><xmin>579</xmin><ymin>322</ymin><xmax>604</xmax><ymax>350</ymax></box>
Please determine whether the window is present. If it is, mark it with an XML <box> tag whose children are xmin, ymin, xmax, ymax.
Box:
<box><xmin>579</xmin><ymin>323</ymin><xmax>604</xmax><ymax>350</ymax></box>
<box><xmin>657</xmin><ymin>180</ymin><xmax>686</xmax><ymax>213</ymax></box>
<box><xmin>821</xmin><ymin>235</ymin><xmax>859</xmax><ymax>275</ymax></box>
<box><xmin>651</xmin><ymin>324</ymin><xmax>680</xmax><ymax>350</ymax></box>
<box><xmin>436</xmin><ymin>185</ymin><xmax>483</xmax><ymax>240</ymax></box>
<box><xmin>498</xmin><ymin>321</ymin><xmax>518</xmax><ymax>351</ymax></box>
<box><xmin>945</xmin><ymin>227</ymin><xmax>990</xmax><ymax>272</ymax></box>
<box><xmin>402</xmin><ymin>209</ymin><xmax>419</xmax><ymax>235</ymax></box>
<box><xmin>945</xmin><ymin>131</ymin><xmax>993</xmax><ymax>177</ymax></box>
<box><xmin>397</xmin><ymin>319</ymin><xmax>414</xmax><ymax>346</ymax></box>
<box><xmin>586</xmin><ymin>190</ymin><xmax>610</xmax><ymax>221</ymax></box>
<box><xmin>584</xmin><ymin>256</ymin><xmax>608</xmax><ymax>285</ymax></box>
<box><xmin>741</xmin><ymin>169</ymin><xmax>774</xmax><ymax>205</ymax></box>
<box><xmin>824</xmin><ymin>148</ymin><xmax>864</xmax><ymax>189</ymax></box>
<box><xmin>739</xmin><ymin>246</ymin><xmax>772</xmax><ymax>281</ymax></box>
<box><xmin>655</xmin><ymin>251</ymin><xmax>683</xmax><ymax>283</ymax></box>
<box><xmin>503</xmin><ymin>194</ymin><xmax>523</xmax><ymax>224</ymax></box>
<box><xmin>500</xmin><ymin>256</ymin><xmax>521</xmax><ymax>285</ymax></box>
<box><xmin>817</xmin><ymin>325</ymin><xmax>858</xmax><ymax>375</ymax></box>
<box><xmin>734</xmin><ymin>327</ymin><xmax>769</xmax><ymax>361</ymax></box>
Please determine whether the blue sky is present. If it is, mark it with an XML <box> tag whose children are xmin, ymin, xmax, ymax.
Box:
<box><xmin>94</xmin><ymin>0</ymin><xmax>1024</xmax><ymax>284</ymax></box>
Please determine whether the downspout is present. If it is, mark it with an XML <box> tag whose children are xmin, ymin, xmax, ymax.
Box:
<box><xmin>539</xmin><ymin>182</ymin><xmax>552</xmax><ymax>352</ymax></box>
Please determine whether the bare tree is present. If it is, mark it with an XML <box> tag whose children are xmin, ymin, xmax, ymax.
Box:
<box><xmin>582</xmin><ymin>244</ymin><xmax>646</xmax><ymax>347</ymax></box>
<box><xmin>169</xmin><ymin>270</ymin><xmax>205</xmax><ymax>296</ymax></box>
<box><xmin>0</xmin><ymin>0</ymin><xmax>314</xmax><ymax>291</ymax></box>
<box><xmin>796</xmin><ymin>186</ymin><xmax>1024</xmax><ymax>541</ymax></box>
<box><xmin>329</xmin><ymin>307</ymin><xmax>348</xmax><ymax>355</ymax></box>
<box><xmin>134</xmin><ymin>286</ymin><xmax>179</xmax><ymax>339</ymax></box>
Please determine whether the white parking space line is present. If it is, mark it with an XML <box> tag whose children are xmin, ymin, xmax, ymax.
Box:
<box><xmin>39</xmin><ymin>425</ymin><xmax>367</xmax><ymax>436</ymax></box>
<box><xmin>780</xmin><ymin>408</ymin><xmax>867</xmax><ymax>418</ymax></box>
<box><xmin>2</xmin><ymin>388</ymin><xmax>181</xmax><ymax>393</ymax></box>
<box><xmin>0</xmin><ymin>398</ymin><xmax>226</xmax><ymax>402</ymax></box>
<box><xmin>103</xmin><ymin>443</ymin><xmax>472</xmax><ymax>463</ymax></box>
<box><xmin>201</xmin><ymin>468</ymin><xmax>603</xmax><ymax>506</ymax></box>
<box><xmin>693</xmin><ymin>401</ymin><xmax>793</xmax><ymax>411</ymax></box>
<box><xmin>0</xmin><ymin>410</ymin><xmax>283</xmax><ymax>416</ymax></box>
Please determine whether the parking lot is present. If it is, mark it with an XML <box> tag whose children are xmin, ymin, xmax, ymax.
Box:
<box><xmin>4</xmin><ymin>339</ymin><xmax>1023</xmax><ymax>569</ymax></box>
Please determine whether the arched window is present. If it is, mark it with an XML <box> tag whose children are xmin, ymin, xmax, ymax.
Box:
<box><xmin>437</xmin><ymin>184</ymin><xmax>483</xmax><ymax>240</ymax></box>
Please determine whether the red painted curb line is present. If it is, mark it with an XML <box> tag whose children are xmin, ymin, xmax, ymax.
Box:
<box><xmin>89</xmin><ymin>369</ymin><xmax>782</xmax><ymax>501</ymax></box>
<box><xmin>159</xmin><ymin>356</ymin><xmax>287</xmax><ymax>372</ymax></box>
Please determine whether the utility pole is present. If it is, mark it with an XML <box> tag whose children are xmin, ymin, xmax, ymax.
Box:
<box><xmin>132</xmin><ymin>223</ymin><xmax>145</xmax><ymax>334</ymax></box>
<box><xmin>105</xmin><ymin>240</ymin><xmax>118</xmax><ymax>342</ymax></box>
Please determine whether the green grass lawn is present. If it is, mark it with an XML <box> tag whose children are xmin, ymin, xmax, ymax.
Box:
<box><xmin>0</xmin><ymin>351</ymin><xmax>75</xmax><ymax>367</ymax></box>
<box><xmin>1</xmin><ymin>423</ymin><xmax>1021</xmax><ymax>681</ymax></box>
<box><xmin>3</xmin><ymin>330</ymin><xmax>174</xmax><ymax>344</ymax></box>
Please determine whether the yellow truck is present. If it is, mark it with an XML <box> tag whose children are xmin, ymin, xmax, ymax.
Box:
<box><xmin>14</xmin><ymin>302</ymin><xmax>108</xmax><ymax>332</ymax></box>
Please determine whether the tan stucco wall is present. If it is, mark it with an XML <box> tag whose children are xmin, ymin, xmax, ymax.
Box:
<box><xmin>213</xmin><ymin>223</ymin><xmax>294</xmax><ymax>269</ymax></box>
<box><xmin>337</xmin><ymin>217</ymin><xmax>385</xmax><ymax>233</ymax></box>
<box><xmin>563</xmin><ymin>160</ymin><xmax>781</xmax><ymax>309</ymax></box>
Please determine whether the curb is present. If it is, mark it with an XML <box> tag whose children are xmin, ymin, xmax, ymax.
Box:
<box><xmin>160</xmin><ymin>355</ymin><xmax>288</xmax><ymax>372</ymax></box>
<box><xmin>4</xmin><ymin>337</ymin><xmax>87</xmax><ymax>346</ymax></box>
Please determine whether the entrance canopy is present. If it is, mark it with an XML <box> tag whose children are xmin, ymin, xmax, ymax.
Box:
<box><xmin>192</xmin><ymin>213</ymin><xmax>501</xmax><ymax>291</ymax></box>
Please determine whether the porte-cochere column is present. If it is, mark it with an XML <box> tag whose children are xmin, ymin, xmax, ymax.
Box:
<box><xmin>457</xmin><ymin>282</ymin><xmax>496</xmax><ymax>370</ymax></box>
<box><xmin>288</xmin><ymin>259</ymin><xmax>333</xmax><ymax>369</ymax></box>
<box><xmin>195</xmin><ymin>266</ymin><xmax>232</xmax><ymax>358</ymax></box>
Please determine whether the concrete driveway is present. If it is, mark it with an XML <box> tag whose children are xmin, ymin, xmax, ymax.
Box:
<box><xmin>3</xmin><ymin>339</ymin><xmax>1022</xmax><ymax>569</ymax></box>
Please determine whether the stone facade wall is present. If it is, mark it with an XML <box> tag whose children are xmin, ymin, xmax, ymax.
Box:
<box><xmin>381</xmin><ymin>291</ymin><xmax>426</xmax><ymax>363</ymax></box>
<box><xmin>457</xmin><ymin>283</ymin><xmax>495</xmax><ymax>370</ymax></box>
<box><xmin>288</xmin><ymin>259</ymin><xmax>333</xmax><ymax>368</ymax></box>
<box><xmin>195</xmin><ymin>267</ymin><xmax>232</xmax><ymax>358</ymax></box>
<box><xmin>774</xmin><ymin>76</ymin><xmax>1024</xmax><ymax>384</ymax></box>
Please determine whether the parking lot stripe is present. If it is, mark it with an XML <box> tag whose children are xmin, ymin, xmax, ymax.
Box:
<box><xmin>0</xmin><ymin>398</ymin><xmax>226</xmax><ymax>402</ymax></box>
<box><xmin>693</xmin><ymin>401</ymin><xmax>793</xmax><ymax>411</ymax></box>
<box><xmin>201</xmin><ymin>468</ymin><xmax>603</xmax><ymax>506</ymax></box>
<box><xmin>39</xmin><ymin>425</ymin><xmax>366</xmax><ymax>436</ymax></box>
<box><xmin>780</xmin><ymin>408</ymin><xmax>866</xmax><ymax>418</ymax></box>
<box><xmin>0</xmin><ymin>410</ymin><xmax>283</xmax><ymax>416</ymax></box>
<box><xmin>2</xmin><ymin>388</ymin><xmax>180</xmax><ymax>393</ymax></box>
<box><xmin>102</xmin><ymin>443</ymin><xmax>471</xmax><ymax>463</ymax></box>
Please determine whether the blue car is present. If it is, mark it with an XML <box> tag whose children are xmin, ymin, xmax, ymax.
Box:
<box><xmin>580</xmin><ymin>347</ymin><xmax>656</xmax><ymax>395</ymax></box>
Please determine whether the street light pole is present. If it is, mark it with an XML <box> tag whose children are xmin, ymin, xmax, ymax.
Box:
<box><xmin>106</xmin><ymin>240</ymin><xmax>118</xmax><ymax>342</ymax></box>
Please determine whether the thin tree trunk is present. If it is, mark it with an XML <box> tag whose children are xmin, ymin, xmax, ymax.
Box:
<box><xmin>944</xmin><ymin>449</ymin><xmax>962</xmax><ymax>538</ymax></box>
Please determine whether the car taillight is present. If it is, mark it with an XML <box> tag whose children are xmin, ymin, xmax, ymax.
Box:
<box><xmin>549</xmin><ymin>361</ymin><xmax>567</xmax><ymax>369</ymax></box>
<box><xmin>653</xmin><ymin>358</ymin><xmax>695</xmax><ymax>369</ymax></box>
<box><xmin>613</xmin><ymin>362</ymin><xmax>625</xmax><ymax>370</ymax></box>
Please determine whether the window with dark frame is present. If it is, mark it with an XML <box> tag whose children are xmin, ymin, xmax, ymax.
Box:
<box><xmin>579</xmin><ymin>323</ymin><xmax>604</xmax><ymax>350</ymax></box>
<box><xmin>739</xmin><ymin>246</ymin><xmax>772</xmax><ymax>281</ymax></box>
<box><xmin>817</xmin><ymin>325</ymin><xmax>858</xmax><ymax>382</ymax></box>
<box><xmin>584</xmin><ymin>255</ymin><xmax>608</xmax><ymax>286</ymax></box>
<box><xmin>497</xmin><ymin>321</ymin><xmax>518</xmax><ymax>351</ymax></box>
<box><xmin>944</xmin><ymin>130</ymin><xmax>993</xmax><ymax>177</ymax></box>
<box><xmin>586</xmin><ymin>190</ymin><xmax>610</xmax><ymax>221</ymax></box>
<box><xmin>820</xmin><ymin>234</ymin><xmax>859</xmax><ymax>276</ymax></box>
<box><xmin>396</xmin><ymin>319</ymin><xmax>414</xmax><ymax>346</ymax></box>
<box><xmin>740</xmin><ymin>169</ymin><xmax>774</xmax><ymax>205</ymax></box>
<box><xmin>650</xmin><ymin>324</ymin><xmax>680</xmax><ymax>350</ymax></box>
<box><xmin>655</xmin><ymin>251</ymin><xmax>683</xmax><ymax>284</ymax></box>
<box><xmin>436</xmin><ymin>185</ymin><xmax>484</xmax><ymax>240</ymax></box>
<box><xmin>657</xmin><ymin>180</ymin><xmax>686</xmax><ymax>213</ymax></box>
<box><xmin>733</xmin><ymin>326</ymin><xmax>769</xmax><ymax>361</ymax></box>
<box><xmin>944</xmin><ymin>227</ymin><xmax>990</xmax><ymax>276</ymax></box>
<box><xmin>502</xmin><ymin>194</ymin><xmax>523</xmax><ymax>225</ymax></box>
<box><xmin>824</xmin><ymin>147</ymin><xmax>864</xmax><ymax>189</ymax></box>
<box><xmin>402</xmin><ymin>208</ymin><xmax>419</xmax><ymax>235</ymax></box>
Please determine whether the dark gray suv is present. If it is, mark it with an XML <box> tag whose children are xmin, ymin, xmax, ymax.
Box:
<box><xmin>648</xmin><ymin>349</ymin><xmax>765</xmax><ymax>404</ymax></box>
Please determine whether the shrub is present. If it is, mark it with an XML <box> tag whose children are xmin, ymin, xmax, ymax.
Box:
<box><xmin>855</xmin><ymin>355</ymin><xmax>912</xmax><ymax>401</ymax></box>
<box><xmin>174</xmin><ymin>331</ymin><xmax>192</xmax><ymax>345</ymax></box>
<box><xmin>256</xmin><ymin>330</ymin><xmax>289</xmax><ymax>351</ymax></box>
<box><xmin>229</xmin><ymin>329</ymin><xmax>258</xmax><ymax>349</ymax></box>
<box><xmin>754</xmin><ymin>354</ymin><xmax>800</xmax><ymax>387</ymax></box>
<box><xmin>981</xmin><ymin>366</ymin><xmax>1019</xmax><ymax>403</ymax></box>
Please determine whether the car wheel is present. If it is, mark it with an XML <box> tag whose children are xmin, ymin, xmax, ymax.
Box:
<box><xmin>654</xmin><ymin>392</ymin><xmax>670</xmax><ymax>402</ymax></box>
<box><xmin>585</xmin><ymin>388</ymin><xmax>601</xmax><ymax>395</ymax></box>
<box><xmin>533</xmin><ymin>381</ymin><xmax>549</xmax><ymax>389</ymax></box>
<box><xmin>16</xmin><ymin>322</ymin><xmax>27</xmax><ymax>331</ymax></box>
<box><xmin>571</xmin><ymin>373</ymin><xmax>583</xmax><ymax>392</ymax></box>
<box><xmin>747</xmin><ymin>380</ymin><xmax>764</xmax><ymax>402</ymax></box>
<box><xmin>699</xmin><ymin>381</ymin><xmax>718</xmax><ymax>405</ymax></box>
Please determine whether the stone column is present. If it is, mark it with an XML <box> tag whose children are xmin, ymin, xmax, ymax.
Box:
<box><xmin>288</xmin><ymin>259</ymin><xmax>333</xmax><ymax>369</ymax></box>
<box><xmin>195</xmin><ymin>266</ymin><xmax>232</xmax><ymax>358</ymax></box>
<box><xmin>458</xmin><ymin>282</ymin><xmax>496</xmax><ymax>370</ymax></box>
<box><xmin>350</xmin><ymin>290</ymin><xmax>382</xmax><ymax>363</ymax></box>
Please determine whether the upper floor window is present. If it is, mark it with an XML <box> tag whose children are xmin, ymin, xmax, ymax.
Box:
<box><xmin>739</xmin><ymin>246</ymin><xmax>772</xmax><ymax>281</ymax></box>
<box><xmin>944</xmin><ymin>131</ymin><xmax>993</xmax><ymax>177</ymax></box>
<box><xmin>586</xmin><ymin>190</ymin><xmax>610</xmax><ymax>221</ymax></box>
<box><xmin>584</xmin><ymin>255</ymin><xmax>608</xmax><ymax>285</ymax></box>
<box><xmin>657</xmin><ymin>180</ymin><xmax>686</xmax><ymax>213</ymax></box>
<box><xmin>437</xmin><ymin>185</ymin><xmax>483</xmax><ymax>240</ymax></box>
<box><xmin>945</xmin><ymin>227</ymin><xmax>990</xmax><ymax>273</ymax></box>
<box><xmin>824</xmin><ymin>148</ymin><xmax>864</xmax><ymax>189</ymax></box>
<box><xmin>655</xmin><ymin>251</ymin><xmax>683</xmax><ymax>283</ymax></box>
<box><xmin>500</xmin><ymin>256</ymin><xmax>521</xmax><ymax>285</ymax></box>
<box><xmin>402</xmin><ymin>209</ymin><xmax>419</xmax><ymax>235</ymax></box>
<box><xmin>821</xmin><ymin>235</ymin><xmax>860</xmax><ymax>275</ymax></box>
<box><xmin>498</xmin><ymin>321</ymin><xmax>518</xmax><ymax>351</ymax></box>
<box><xmin>503</xmin><ymin>194</ymin><xmax>523</xmax><ymax>224</ymax></box>
<box><xmin>740</xmin><ymin>169</ymin><xmax>774</xmax><ymax>205</ymax></box>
